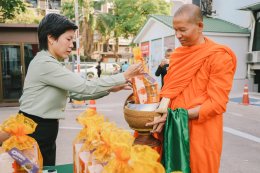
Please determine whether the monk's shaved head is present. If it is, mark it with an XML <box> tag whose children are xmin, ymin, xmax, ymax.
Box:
<box><xmin>174</xmin><ymin>4</ymin><xmax>203</xmax><ymax>23</ymax></box>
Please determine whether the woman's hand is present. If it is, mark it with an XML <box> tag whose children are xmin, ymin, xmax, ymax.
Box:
<box><xmin>123</xmin><ymin>63</ymin><xmax>144</xmax><ymax>79</ymax></box>
<box><xmin>145</xmin><ymin>113</ymin><xmax>167</xmax><ymax>133</ymax></box>
<box><xmin>108</xmin><ymin>82</ymin><xmax>132</xmax><ymax>92</ymax></box>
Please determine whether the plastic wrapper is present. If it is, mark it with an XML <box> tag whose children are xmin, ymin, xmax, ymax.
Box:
<box><xmin>132</xmin><ymin>47</ymin><xmax>159</xmax><ymax>104</ymax></box>
<box><xmin>74</xmin><ymin>109</ymin><xmax>107</xmax><ymax>173</ymax></box>
<box><xmin>0</xmin><ymin>114</ymin><xmax>43</xmax><ymax>173</ymax></box>
<box><xmin>74</xmin><ymin>109</ymin><xmax>165</xmax><ymax>173</ymax></box>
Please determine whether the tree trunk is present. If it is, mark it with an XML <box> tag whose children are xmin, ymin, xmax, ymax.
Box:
<box><xmin>115</xmin><ymin>37</ymin><xmax>119</xmax><ymax>62</ymax></box>
<box><xmin>82</xmin><ymin>19</ymin><xmax>94</xmax><ymax>60</ymax></box>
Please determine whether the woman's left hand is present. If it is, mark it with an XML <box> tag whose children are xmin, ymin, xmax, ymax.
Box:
<box><xmin>108</xmin><ymin>83</ymin><xmax>132</xmax><ymax>92</ymax></box>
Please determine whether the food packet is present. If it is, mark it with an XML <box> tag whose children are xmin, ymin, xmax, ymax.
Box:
<box><xmin>132</xmin><ymin>47</ymin><xmax>159</xmax><ymax>104</ymax></box>
<box><xmin>0</xmin><ymin>114</ymin><xmax>43</xmax><ymax>173</ymax></box>
<box><xmin>74</xmin><ymin>109</ymin><xmax>106</xmax><ymax>173</ymax></box>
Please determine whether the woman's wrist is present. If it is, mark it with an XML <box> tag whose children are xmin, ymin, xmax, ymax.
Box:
<box><xmin>123</xmin><ymin>71</ymin><xmax>131</xmax><ymax>80</ymax></box>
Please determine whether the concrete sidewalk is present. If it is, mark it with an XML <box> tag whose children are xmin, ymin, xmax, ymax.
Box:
<box><xmin>0</xmin><ymin>90</ymin><xmax>260</xmax><ymax>170</ymax></box>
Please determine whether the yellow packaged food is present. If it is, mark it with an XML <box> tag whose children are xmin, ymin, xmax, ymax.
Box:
<box><xmin>0</xmin><ymin>114</ymin><xmax>43</xmax><ymax>173</ymax></box>
<box><xmin>132</xmin><ymin>47</ymin><xmax>159</xmax><ymax>104</ymax></box>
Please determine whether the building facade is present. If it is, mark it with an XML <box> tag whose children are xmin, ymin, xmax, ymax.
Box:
<box><xmin>133</xmin><ymin>15</ymin><xmax>250</xmax><ymax>92</ymax></box>
<box><xmin>0</xmin><ymin>24</ymin><xmax>38</xmax><ymax>105</ymax></box>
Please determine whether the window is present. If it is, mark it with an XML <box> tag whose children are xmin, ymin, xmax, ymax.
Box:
<box><xmin>26</xmin><ymin>0</ymin><xmax>37</xmax><ymax>8</ymax></box>
<box><xmin>253</xmin><ymin>11</ymin><xmax>260</xmax><ymax>51</ymax></box>
<box><xmin>24</xmin><ymin>44</ymin><xmax>38</xmax><ymax>75</ymax></box>
<box><xmin>0</xmin><ymin>45</ymin><xmax>22</xmax><ymax>99</ymax></box>
<box><xmin>192</xmin><ymin>0</ymin><xmax>201</xmax><ymax>7</ymax></box>
<box><xmin>49</xmin><ymin>0</ymin><xmax>61</xmax><ymax>10</ymax></box>
<box><xmin>103</xmin><ymin>44</ymin><xmax>112</xmax><ymax>52</ymax></box>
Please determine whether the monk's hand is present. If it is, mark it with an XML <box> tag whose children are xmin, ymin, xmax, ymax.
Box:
<box><xmin>146</xmin><ymin>113</ymin><xmax>167</xmax><ymax>133</ymax></box>
<box><xmin>108</xmin><ymin>83</ymin><xmax>132</xmax><ymax>92</ymax></box>
<box><xmin>187</xmin><ymin>106</ymin><xmax>201</xmax><ymax>119</ymax></box>
<box><xmin>155</xmin><ymin>97</ymin><xmax>171</xmax><ymax>114</ymax></box>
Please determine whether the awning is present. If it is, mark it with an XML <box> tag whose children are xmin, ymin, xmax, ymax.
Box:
<box><xmin>239</xmin><ymin>2</ymin><xmax>260</xmax><ymax>11</ymax></box>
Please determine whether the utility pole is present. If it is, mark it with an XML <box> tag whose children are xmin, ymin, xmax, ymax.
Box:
<box><xmin>75</xmin><ymin>0</ymin><xmax>81</xmax><ymax>73</ymax></box>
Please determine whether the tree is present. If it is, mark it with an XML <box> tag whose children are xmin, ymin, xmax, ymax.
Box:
<box><xmin>5</xmin><ymin>8</ymin><xmax>43</xmax><ymax>24</ymax></box>
<box><xmin>61</xmin><ymin>0</ymin><xmax>100</xmax><ymax>60</ymax></box>
<box><xmin>94</xmin><ymin>0</ymin><xmax>170</xmax><ymax>61</ymax></box>
<box><xmin>61</xmin><ymin>0</ymin><xmax>75</xmax><ymax>20</ymax></box>
<box><xmin>104</xmin><ymin>0</ymin><xmax>170</xmax><ymax>60</ymax></box>
<box><xmin>96</xmin><ymin>13</ymin><xmax>116</xmax><ymax>53</ymax></box>
<box><xmin>61</xmin><ymin>0</ymin><xmax>170</xmax><ymax>60</ymax></box>
<box><xmin>114</xmin><ymin>0</ymin><xmax>170</xmax><ymax>38</ymax></box>
<box><xmin>0</xmin><ymin>0</ymin><xmax>26</xmax><ymax>23</ymax></box>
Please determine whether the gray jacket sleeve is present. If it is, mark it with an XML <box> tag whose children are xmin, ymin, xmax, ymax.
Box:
<box><xmin>38</xmin><ymin>61</ymin><xmax>126</xmax><ymax>95</ymax></box>
<box><xmin>69</xmin><ymin>90</ymin><xmax>110</xmax><ymax>101</ymax></box>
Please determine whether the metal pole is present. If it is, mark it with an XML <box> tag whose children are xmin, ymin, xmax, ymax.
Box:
<box><xmin>75</xmin><ymin>0</ymin><xmax>81</xmax><ymax>73</ymax></box>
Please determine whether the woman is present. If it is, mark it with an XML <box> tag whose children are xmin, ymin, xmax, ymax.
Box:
<box><xmin>5</xmin><ymin>13</ymin><xmax>143</xmax><ymax>166</ymax></box>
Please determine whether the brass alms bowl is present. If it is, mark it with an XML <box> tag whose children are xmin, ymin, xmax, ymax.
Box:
<box><xmin>123</xmin><ymin>96</ymin><xmax>161</xmax><ymax>147</ymax></box>
<box><xmin>124</xmin><ymin>105</ymin><xmax>160</xmax><ymax>132</ymax></box>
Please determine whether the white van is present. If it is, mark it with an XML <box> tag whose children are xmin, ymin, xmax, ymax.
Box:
<box><xmin>73</xmin><ymin>62</ymin><xmax>121</xmax><ymax>79</ymax></box>
<box><xmin>100</xmin><ymin>63</ymin><xmax>121</xmax><ymax>75</ymax></box>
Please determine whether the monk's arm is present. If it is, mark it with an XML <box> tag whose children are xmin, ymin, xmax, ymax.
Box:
<box><xmin>188</xmin><ymin>106</ymin><xmax>201</xmax><ymax>119</ymax></box>
<box><xmin>197</xmin><ymin>52</ymin><xmax>236</xmax><ymax>122</ymax></box>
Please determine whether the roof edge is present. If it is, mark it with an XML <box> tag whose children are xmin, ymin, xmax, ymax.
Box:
<box><xmin>0</xmin><ymin>23</ymin><xmax>38</xmax><ymax>28</ymax></box>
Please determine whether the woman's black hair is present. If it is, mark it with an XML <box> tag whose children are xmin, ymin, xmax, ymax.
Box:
<box><xmin>38</xmin><ymin>13</ymin><xmax>78</xmax><ymax>50</ymax></box>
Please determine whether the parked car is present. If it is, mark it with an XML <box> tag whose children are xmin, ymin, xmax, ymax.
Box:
<box><xmin>100</xmin><ymin>62</ymin><xmax>121</xmax><ymax>75</ymax></box>
<box><xmin>77</xmin><ymin>63</ymin><xmax>98</xmax><ymax>80</ymax></box>
<box><xmin>73</xmin><ymin>62</ymin><xmax>122</xmax><ymax>79</ymax></box>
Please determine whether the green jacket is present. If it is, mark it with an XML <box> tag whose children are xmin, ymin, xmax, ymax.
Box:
<box><xmin>19</xmin><ymin>50</ymin><xmax>126</xmax><ymax>119</ymax></box>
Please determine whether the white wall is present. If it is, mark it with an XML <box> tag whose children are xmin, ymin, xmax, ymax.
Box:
<box><xmin>150</xmin><ymin>39</ymin><xmax>163</xmax><ymax>88</ymax></box>
<box><xmin>213</xmin><ymin>0</ymin><xmax>259</xmax><ymax>28</ymax></box>
<box><xmin>171</xmin><ymin>33</ymin><xmax>250</xmax><ymax>94</ymax></box>
<box><xmin>205</xmin><ymin>34</ymin><xmax>250</xmax><ymax>94</ymax></box>
<box><xmin>139</xmin><ymin>19</ymin><xmax>174</xmax><ymax>42</ymax></box>
<box><xmin>205</xmin><ymin>34</ymin><xmax>250</xmax><ymax>79</ymax></box>
<box><xmin>211</xmin><ymin>0</ymin><xmax>259</xmax><ymax>93</ymax></box>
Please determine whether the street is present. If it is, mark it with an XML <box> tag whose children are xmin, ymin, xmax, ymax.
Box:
<box><xmin>0</xmin><ymin>90</ymin><xmax>260</xmax><ymax>172</ymax></box>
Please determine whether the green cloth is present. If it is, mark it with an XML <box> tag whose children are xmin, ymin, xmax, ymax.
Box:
<box><xmin>162</xmin><ymin>108</ymin><xmax>190</xmax><ymax>173</ymax></box>
<box><xmin>44</xmin><ymin>164</ymin><xmax>73</xmax><ymax>173</ymax></box>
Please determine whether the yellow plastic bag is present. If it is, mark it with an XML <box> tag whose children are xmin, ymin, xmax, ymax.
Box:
<box><xmin>0</xmin><ymin>114</ymin><xmax>43</xmax><ymax>173</ymax></box>
<box><xmin>74</xmin><ymin>109</ymin><xmax>106</xmax><ymax>173</ymax></box>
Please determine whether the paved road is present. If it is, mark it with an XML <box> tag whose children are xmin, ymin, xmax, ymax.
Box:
<box><xmin>0</xmin><ymin>90</ymin><xmax>260</xmax><ymax>172</ymax></box>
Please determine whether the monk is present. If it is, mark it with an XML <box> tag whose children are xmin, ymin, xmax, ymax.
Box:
<box><xmin>146</xmin><ymin>4</ymin><xmax>237</xmax><ymax>173</ymax></box>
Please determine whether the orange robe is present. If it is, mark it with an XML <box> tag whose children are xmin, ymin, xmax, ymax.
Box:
<box><xmin>160</xmin><ymin>37</ymin><xmax>237</xmax><ymax>173</ymax></box>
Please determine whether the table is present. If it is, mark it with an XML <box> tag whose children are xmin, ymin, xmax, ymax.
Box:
<box><xmin>43</xmin><ymin>164</ymin><xmax>73</xmax><ymax>173</ymax></box>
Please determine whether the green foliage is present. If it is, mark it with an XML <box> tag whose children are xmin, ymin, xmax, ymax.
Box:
<box><xmin>114</xmin><ymin>0</ymin><xmax>170</xmax><ymax>38</ymax></box>
<box><xmin>61</xmin><ymin>0</ymin><xmax>170</xmax><ymax>56</ymax></box>
<box><xmin>61</xmin><ymin>0</ymin><xmax>76</xmax><ymax>20</ymax></box>
<box><xmin>0</xmin><ymin>0</ymin><xmax>26</xmax><ymax>23</ymax></box>
<box><xmin>5</xmin><ymin>8</ymin><xmax>43</xmax><ymax>24</ymax></box>
<box><xmin>96</xmin><ymin>13</ymin><xmax>116</xmax><ymax>37</ymax></box>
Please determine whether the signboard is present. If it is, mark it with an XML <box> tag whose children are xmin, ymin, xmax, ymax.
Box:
<box><xmin>141</xmin><ymin>42</ymin><xmax>149</xmax><ymax>57</ymax></box>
